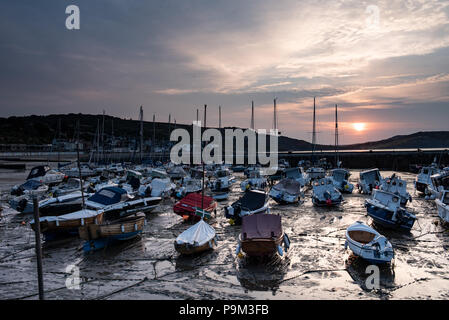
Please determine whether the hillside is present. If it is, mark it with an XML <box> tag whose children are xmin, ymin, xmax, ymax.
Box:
<box><xmin>0</xmin><ymin>114</ymin><xmax>447</xmax><ymax>150</ymax></box>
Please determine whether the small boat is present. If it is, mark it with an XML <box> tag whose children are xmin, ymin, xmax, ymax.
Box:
<box><xmin>414</xmin><ymin>159</ymin><xmax>440</xmax><ymax>195</ymax></box>
<box><xmin>240</xmin><ymin>170</ymin><xmax>267</xmax><ymax>191</ymax></box>
<box><xmin>85</xmin><ymin>187</ymin><xmax>162</xmax><ymax>215</ymax></box>
<box><xmin>148</xmin><ymin>178</ymin><xmax>176</xmax><ymax>198</ymax></box>
<box><xmin>173</xmin><ymin>193</ymin><xmax>217</xmax><ymax>222</ymax></box>
<box><xmin>51</xmin><ymin>178</ymin><xmax>88</xmax><ymax>197</ymax></box>
<box><xmin>79</xmin><ymin>212</ymin><xmax>146</xmax><ymax>253</ymax></box>
<box><xmin>11</xmin><ymin>180</ymin><xmax>49</xmax><ymax>197</ymax></box>
<box><xmin>38</xmin><ymin>191</ymin><xmax>92</xmax><ymax>217</ymax></box>
<box><xmin>224</xmin><ymin>190</ymin><xmax>269</xmax><ymax>225</ymax></box>
<box><xmin>435</xmin><ymin>190</ymin><xmax>449</xmax><ymax>224</ymax></box>
<box><xmin>167</xmin><ymin>165</ymin><xmax>187</xmax><ymax>180</ymax></box>
<box><xmin>174</xmin><ymin>219</ymin><xmax>217</xmax><ymax>255</ymax></box>
<box><xmin>428</xmin><ymin>170</ymin><xmax>449</xmax><ymax>200</ymax></box>
<box><xmin>364</xmin><ymin>189</ymin><xmax>416</xmax><ymax>231</ymax></box>
<box><xmin>62</xmin><ymin>164</ymin><xmax>96</xmax><ymax>178</ymax></box>
<box><xmin>345</xmin><ymin>221</ymin><xmax>394</xmax><ymax>264</ymax></box>
<box><xmin>311</xmin><ymin>177</ymin><xmax>343</xmax><ymax>206</ymax></box>
<box><xmin>209</xmin><ymin>169</ymin><xmax>235</xmax><ymax>192</ymax></box>
<box><xmin>175</xmin><ymin>177</ymin><xmax>203</xmax><ymax>199</ymax></box>
<box><xmin>30</xmin><ymin>209</ymin><xmax>104</xmax><ymax>241</ymax></box>
<box><xmin>236</xmin><ymin>214</ymin><xmax>290</xmax><ymax>257</ymax></box>
<box><xmin>268</xmin><ymin>178</ymin><xmax>302</xmax><ymax>204</ymax></box>
<box><xmin>380</xmin><ymin>173</ymin><xmax>412</xmax><ymax>206</ymax></box>
<box><xmin>26</xmin><ymin>165</ymin><xmax>66</xmax><ymax>186</ymax></box>
<box><xmin>306</xmin><ymin>167</ymin><xmax>326</xmax><ymax>181</ymax></box>
<box><xmin>329</xmin><ymin>168</ymin><xmax>354</xmax><ymax>193</ymax></box>
<box><xmin>107</xmin><ymin>163</ymin><xmax>125</xmax><ymax>174</ymax></box>
<box><xmin>284</xmin><ymin>167</ymin><xmax>310</xmax><ymax>187</ymax></box>
<box><xmin>357</xmin><ymin>168</ymin><xmax>383</xmax><ymax>194</ymax></box>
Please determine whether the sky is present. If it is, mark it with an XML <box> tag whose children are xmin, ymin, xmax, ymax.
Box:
<box><xmin>1</xmin><ymin>0</ymin><xmax>449</xmax><ymax>145</ymax></box>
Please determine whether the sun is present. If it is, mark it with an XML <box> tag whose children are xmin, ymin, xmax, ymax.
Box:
<box><xmin>352</xmin><ymin>123</ymin><xmax>366</xmax><ymax>132</ymax></box>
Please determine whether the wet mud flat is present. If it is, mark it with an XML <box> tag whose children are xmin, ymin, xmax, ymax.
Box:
<box><xmin>0</xmin><ymin>170</ymin><xmax>448</xmax><ymax>300</ymax></box>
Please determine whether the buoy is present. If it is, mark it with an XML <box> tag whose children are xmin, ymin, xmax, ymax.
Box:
<box><xmin>182</xmin><ymin>215</ymin><xmax>189</xmax><ymax>221</ymax></box>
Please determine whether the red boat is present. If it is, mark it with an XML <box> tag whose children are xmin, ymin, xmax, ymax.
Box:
<box><xmin>173</xmin><ymin>193</ymin><xmax>217</xmax><ymax>222</ymax></box>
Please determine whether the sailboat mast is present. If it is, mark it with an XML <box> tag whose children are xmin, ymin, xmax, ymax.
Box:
<box><xmin>152</xmin><ymin>113</ymin><xmax>156</xmax><ymax>156</ymax></box>
<box><xmin>335</xmin><ymin>104</ymin><xmax>339</xmax><ymax>167</ymax></box>
<box><xmin>273</xmin><ymin>98</ymin><xmax>277</xmax><ymax>132</ymax></box>
<box><xmin>76</xmin><ymin>118</ymin><xmax>85</xmax><ymax>208</ymax></box>
<box><xmin>219</xmin><ymin>105</ymin><xmax>222</xmax><ymax>129</ymax></box>
<box><xmin>201</xmin><ymin>104</ymin><xmax>207</xmax><ymax>211</ymax></box>
<box><xmin>139</xmin><ymin>106</ymin><xmax>144</xmax><ymax>164</ymax></box>
<box><xmin>251</xmin><ymin>101</ymin><xmax>255</xmax><ymax>130</ymax></box>
<box><xmin>312</xmin><ymin>97</ymin><xmax>317</xmax><ymax>163</ymax></box>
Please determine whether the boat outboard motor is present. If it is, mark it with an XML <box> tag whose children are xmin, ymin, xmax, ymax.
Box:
<box><xmin>128</xmin><ymin>176</ymin><xmax>141</xmax><ymax>190</ymax></box>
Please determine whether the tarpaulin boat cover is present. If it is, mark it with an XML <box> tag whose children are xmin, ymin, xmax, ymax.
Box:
<box><xmin>175</xmin><ymin>220</ymin><xmax>216</xmax><ymax>246</ymax></box>
<box><xmin>272</xmin><ymin>178</ymin><xmax>301</xmax><ymax>194</ymax></box>
<box><xmin>236</xmin><ymin>190</ymin><xmax>267</xmax><ymax>211</ymax></box>
<box><xmin>241</xmin><ymin>214</ymin><xmax>282</xmax><ymax>240</ymax></box>
<box><xmin>27</xmin><ymin>166</ymin><xmax>51</xmax><ymax>180</ymax></box>
<box><xmin>87</xmin><ymin>187</ymin><xmax>126</xmax><ymax>206</ymax></box>
<box><xmin>31</xmin><ymin>209</ymin><xmax>100</xmax><ymax>224</ymax></box>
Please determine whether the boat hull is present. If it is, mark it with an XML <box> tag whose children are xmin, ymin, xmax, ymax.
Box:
<box><xmin>174</xmin><ymin>239</ymin><xmax>216</xmax><ymax>255</ymax></box>
<box><xmin>365</xmin><ymin>202</ymin><xmax>414</xmax><ymax>231</ymax></box>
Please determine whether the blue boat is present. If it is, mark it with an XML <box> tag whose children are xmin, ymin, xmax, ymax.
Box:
<box><xmin>365</xmin><ymin>190</ymin><xmax>416</xmax><ymax>231</ymax></box>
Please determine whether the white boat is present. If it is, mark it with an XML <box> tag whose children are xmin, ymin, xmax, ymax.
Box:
<box><xmin>284</xmin><ymin>167</ymin><xmax>310</xmax><ymax>187</ymax></box>
<box><xmin>210</xmin><ymin>169</ymin><xmax>235</xmax><ymax>192</ymax></box>
<box><xmin>240</xmin><ymin>170</ymin><xmax>267</xmax><ymax>191</ymax></box>
<box><xmin>379</xmin><ymin>173</ymin><xmax>411</xmax><ymax>206</ymax></box>
<box><xmin>62</xmin><ymin>164</ymin><xmax>96</xmax><ymax>178</ymax></box>
<box><xmin>329</xmin><ymin>168</ymin><xmax>354</xmax><ymax>193</ymax></box>
<box><xmin>51</xmin><ymin>178</ymin><xmax>88</xmax><ymax>197</ymax></box>
<box><xmin>175</xmin><ymin>177</ymin><xmax>203</xmax><ymax>198</ymax></box>
<box><xmin>269</xmin><ymin>178</ymin><xmax>303</xmax><ymax>204</ymax></box>
<box><xmin>357</xmin><ymin>168</ymin><xmax>383</xmax><ymax>194</ymax></box>
<box><xmin>167</xmin><ymin>166</ymin><xmax>187</xmax><ymax>179</ymax></box>
<box><xmin>26</xmin><ymin>165</ymin><xmax>65</xmax><ymax>186</ymax></box>
<box><xmin>11</xmin><ymin>180</ymin><xmax>49</xmax><ymax>197</ymax></box>
<box><xmin>107</xmin><ymin>163</ymin><xmax>125</xmax><ymax>174</ymax></box>
<box><xmin>428</xmin><ymin>170</ymin><xmax>449</xmax><ymax>200</ymax></box>
<box><xmin>415</xmin><ymin>160</ymin><xmax>440</xmax><ymax>195</ymax></box>
<box><xmin>306</xmin><ymin>167</ymin><xmax>326</xmax><ymax>181</ymax></box>
<box><xmin>436</xmin><ymin>190</ymin><xmax>449</xmax><ymax>224</ymax></box>
<box><xmin>149</xmin><ymin>178</ymin><xmax>176</xmax><ymax>198</ymax></box>
<box><xmin>224</xmin><ymin>190</ymin><xmax>270</xmax><ymax>225</ymax></box>
<box><xmin>311</xmin><ymin>177</ymin><xmax>343</xmax><ymax>206</ymax></box>
<box><xmin>345</xmin><ymin>221</ymin><xmax>394</xmax><ymax>264</ymax></box>
<box><xmin>174</xmin><ymin>219</ymin><xmax>217</xmax><ymax>255</ymax></box>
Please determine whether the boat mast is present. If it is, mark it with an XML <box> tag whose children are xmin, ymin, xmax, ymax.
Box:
<box><xmin>219</xmin><ymin>105</ymin><xmax>222</xmax><ymax>129</ymax></box>
<box><xmin>335</xmin><ymin>104</ymin><xmax>339</xmax><ymax>168</ymax></box>
<box><xmin>76</xmin><ymin>118</ymin><xmax>85</xmax><ymax>208</ymax></box>
<box><xmin>101</xmin><ymin>110</ymin><xmax>105</xmax><ymax>164</ymax></box>
<box><xmin>251</xmin><ymin>101</ymin><xmax>255</xmax><ymax>130</ymax></box>
<box><xmin>273</xmin><ymin>98</ymin><xmax>278</xmax><ymax>133</ymax></box>
<box><xmin>139</xmin><ymin>106</ymin><xmax>144</xmax><ymax>164</ymax></box>
<box><xmin>312</xmin><ymin>97</ymin><xmax>317</xmax><ymax>165</ymax></box>
<box><xmin>152</xmin><ymin>113</ymin><xmax>156</xmax><ymax>159</ymax></box>
<box><xmin>202</xmin><ymin>104</ymin><xmax>207</xmax><ymax>211</ymax></box>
